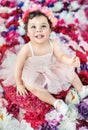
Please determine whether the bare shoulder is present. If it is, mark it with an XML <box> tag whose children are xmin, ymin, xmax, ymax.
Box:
<box><xmin>50</xmin><ymin>38</ymin><xmax>60</xmax><ymax>48</ymax></box>
<box><xmin>50</xmin><ymin>38</ymin><xmax>64</xmax><ymax>56</ymax></box>
<box><xmin>20</xmin><ymin>43</ymin><xmax>29</xmax><ymax>50</ymax></box>
<box><xmin>20</xmin><ymin>43</ymin><xmax>31</xmax><ymax>55</ymax></box>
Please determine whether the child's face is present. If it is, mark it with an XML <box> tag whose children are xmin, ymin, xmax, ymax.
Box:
<box><xmin>27</xmin><ymin>15</ymin><xmax>51</xmax><ymax>44</ymax></box>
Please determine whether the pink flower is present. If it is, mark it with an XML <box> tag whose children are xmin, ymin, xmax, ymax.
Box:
<box><xmin>84</xmin><ymin>7</ymin><xmax>88</xmax><ymax>19</ymax></box>
<box><xmin>6</xmin><ymin>31</ymin><xmax>19</xmax><ymax>42</ymax></box>
<box><xmin>0</xmin><ymin>0</ymin><xmax>16</xmax><ymax>8</ymax></box>
<box><xmin>78</xmin><ymin>0</ymin><xmax>88</xmax><ymax>5</ymax></box>
<box><xmin>22</xmin><ymin>4</ymin><xmax>57</xmax><ymax>28</ymax></box>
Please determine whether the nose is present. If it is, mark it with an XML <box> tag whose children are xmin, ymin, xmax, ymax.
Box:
<box><xmin>36</xmin><ymin>27</ymin><xmax>42</xmax><ymax>32</ymax></box>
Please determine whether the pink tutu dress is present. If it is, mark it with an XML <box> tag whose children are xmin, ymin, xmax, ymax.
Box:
<box><xmin>0</xmin><ymin>39</ymin><xmax>75</xmax><ymax>94</ymax></box>
<box><xmin>21</xmin><ymin>40</ymin><xmax>75</xmax><ymax>94</ymax></box>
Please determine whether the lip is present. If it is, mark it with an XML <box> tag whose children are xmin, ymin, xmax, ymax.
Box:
<box><xmin>35</xmin><ymin>34</ymin><xmax>44</xmax><ymax>39</ymax></box>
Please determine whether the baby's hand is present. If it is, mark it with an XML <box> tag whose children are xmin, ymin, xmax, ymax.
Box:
<box><xmin>71</xmin><ymin>55</ymin><xmax>80</xmax><ymax>67</ymax></box>
<box><xmin>17</xmin><ymin>84</ymin><xmax>28</xmax><ymax>96</ymax></box>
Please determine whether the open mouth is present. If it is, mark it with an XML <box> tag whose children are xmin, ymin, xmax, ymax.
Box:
<box><xmin>35</xmin><ymin>34</ymin><xmax>44</xmax><ymax>39</ymax></box>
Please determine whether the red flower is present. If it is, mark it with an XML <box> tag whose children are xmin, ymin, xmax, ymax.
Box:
<box><xmin>6</xmin><ymin>20</ymin><xmax>19</xmax><ymax>28</ymax></box>
<box><xmin>76</xmin><ymin>50</ymin><xmax>87</xmax><ymax>63</ymax></box>
<box><xmin>0</xmin><ymin>13</ymin><xmax>9</xmax><ymax>19</ymax></box>
<box><xmin>78</xmin><ymin>71</ymin><xmax>88</xmax><ymax>85</ymax></box>
<box><xmin>6</xmin><ymin>103</ymin><xmax>19</xmax><ymax>117</ymax></box>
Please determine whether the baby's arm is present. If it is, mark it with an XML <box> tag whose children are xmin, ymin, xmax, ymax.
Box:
<box><xmin>15</xmin><ymin>44</ymin><xmax>29</xmax><ymax>95</ymax></box>
<box><xmin>53</xmin><ymin>41</ymin><xmax>80</xmax><ymax>67</ymax></box>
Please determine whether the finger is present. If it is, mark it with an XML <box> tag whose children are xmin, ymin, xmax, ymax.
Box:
<box><xmin>20</xmin><ymin>89</ymin><xmax>28</xmax><ymax>96</ymax></box>
<box><xmin>72</xmin><ymin>55</ymin><xmax>76</xmax><ymax>59</ymax></box>
<box><xmin>17</xmin><ymin>90</ymin><xmax>24</xmax><ymax>96</ymax></box>
<box><xmin>23</xmin><ymin>89</ymin><xmax>28</xmax><ymax>95</ymax></box>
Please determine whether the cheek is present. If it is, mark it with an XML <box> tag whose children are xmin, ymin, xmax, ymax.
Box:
<box><xmin>45</xmin><ymin>30</ymin><xmax>51</xmax><ymax>37</ymax></box>
<box><xmin>27</xmin><ymin>30</ymin><xmax>34</xmax><ymax>37</ymax></box>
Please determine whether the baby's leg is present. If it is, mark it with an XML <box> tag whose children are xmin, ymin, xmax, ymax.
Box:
<box><xmin>27</xmin><ymin>84</ymin><xmax>68</xmax><ymax>115</ymax></box>
<box><xmin>71</xmin><ymin>72</ymin><xmax>88</xmax><ymax>99</ymax></box>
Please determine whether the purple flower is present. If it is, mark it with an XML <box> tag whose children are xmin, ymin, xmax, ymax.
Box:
<box><xmin>77</xmin><ymin>98</ymin><xmax>88</xmax><ymax>120</ymax></box>
<box><xmin>38</xmin><ymin>122</ymin><xmax>58</xmax><ymax>130</ymax></box>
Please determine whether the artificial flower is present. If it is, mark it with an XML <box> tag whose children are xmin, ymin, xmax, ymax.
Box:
<box><xmin>0</xmin><ymin>0</ymin><xmax>16</xmax><ymax>8</ymax></box>
<box><xmin>52</xmin><ymin>1</ymin><xmax>64</xmax><ymax>12</ymax></box>
<box><xmin>0</xmin><ymin>83</ymin><xmax>4</xmax><ymax>93</ymax></box>
<box><xmin>6</xmin><ymin>19</ymin><xmax>19</xmax><ymax>28</ymax></box>
<box><xmin>38</xmin><ymin>122</ymin><xmax>57</xmax><ymax>130</ymax></box>
<box><xmin>76</xmin><ymin>119</ymin><xmax>88</xmax><ymax>130</ymax></box>
<box><xmin>78</xmin><ymin>71</ymin><xmax>88</xmax><ymax>85</ymax></box>
<box><xmin>78</xmin><ymin>0</ymin><xmax>88</xmax><ymax>5</ymax></box>
<box><xmin>0</xmin><ymin>7</ymin><xmax>11</xmax><ymax>13</ymax></box>
<box><xmin>6</xmin><ymin>103</ymin><xmax>19</xmax><ymax>117</ymax></box>
<box><xmin>0</xmin><ymin>13</ymin><xmax>9</xmax><ymax>19</ymax></box>
<box><xmin>68</xmin><ymin>1</ymin><xmax>80</xmax><ymax>11</ymax></box>
<box><xmin>16</xmin><ymin>119</ymin><xmax>34</xmax><ymax>130</ymax></box>
<box><xmin>65</xmin><ymin>88</ymin><xmax>80</xmax><ymax>105</ymax></box>
<box><xmin>58</xmin><ymin>117</ymin><xmax>76</xmax><ymax>130</ymax></box>
<box><xmin>76</xmin><ymin>98</ymin><xmax>88</xmax><ymax>120</ymax></box>
<box><xmin>79</xmin><ymin>126</ymin><xmax>88</xmax><ymax>130</ymax></box>
<box><xmin>45</xmin><ymin>109</ymin><xmax>63</xmax><ymax>126</ymax></box>
<box><xmin>0</xmin><ymin>37</ymin><xmax>6</xmax><ymax>46</ymax></box>
<box><xmin>0</xmin><ymin>93</ymin><xmax>8</xmax><ymax>108</ymax></box>
<box><xmin>76</xmin><ymin>50</ymin><xmax>87</xmax><ymax>63</ymax></box>
<box><xmin>6</xmin><ymin>30</ymin><xmax>20</xmax><ymax>45</ymax></box>
<box><xmin>22</xmin><ymin>3</ymin><xmax>58</xmax><ymax>28</ymax></box>
<box><xmin>84</xmin><ymin>7</ymin><xmax>88</xmax><ymax>19</ymax></box>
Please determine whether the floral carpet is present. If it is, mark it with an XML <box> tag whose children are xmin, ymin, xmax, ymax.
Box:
<box><xmin>0</xmin><ymin>0</ymin><xmax>88</xmax><ymax>130</ymax></box>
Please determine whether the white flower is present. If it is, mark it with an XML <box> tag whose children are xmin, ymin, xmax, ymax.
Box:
<box><xmin>66</xmin><ymin>104</ymin><xmax>79</xmax><ymax>121</ymax></box>
<box><xmin>75</xmin><ymin>8</ymin><xmax>88</xmax><ymax>24</ymax></box>
<box><xmin>65</xmin><ymin>88</ymin><xmax>80</xmax><ymax>105</ymax></box>
<box><xmin>60</xmin><ymin>11</ymin><xmax>67</xmax><ymax>21</ymax></box>
<box><xmin>0</xmin><ymin>108</ymin><xmax>13</xmax><ymax>129</ymax></box>
<box><xmin>68</xmin><ymin>1</ymin><xmax>80</xmax><ymax>11</ymax></box>
<box><xmin>0</xmin><ymin>108</ymin><xmax>34</xmax><ymax>130</ymax></box>
<box><xmin>17</xmin><ymin>26</ymin><xmax>25</xmax><ymax>36</ymax></box>
<box><xmin>45</xmin><ymin>109</ymin><xmax>63</xmax><ymax>122</ymax></box>
<box><xmin>0</xmin><ymin>37</ymin><xmax>6</xmax><ymax>46</ymax></box>
<box><xmin>0</xmin><ymin>84</ymin><xmax>4</xmax><ymax>93</ymax></box>
<box><xmin>22</xmin><ymin>0</ymin><xmax>33</xmax><ymax>11</ymax></box>
<box><xmin>58</xmin><ymin>118</ymin><xmax>76</xmax><ymax>130</ymax></box>
<box><xmin>18</xmin><ymin>120</ymin><xmax>34</xmax><ymax>130</ymax></box>
<box><xmin>52</xmin><ymin>2</ymin><xmax>64</xmax><ymax>12</ymax></box>
<box><xmin>0</xmin><ymin>7</ymin><xmax>11</xmax><ymax>13</ymax></box>
<box><xmin>0</xmin><ymin>50</ymin><xmax>16</xmax><ymax>86</ymax></box>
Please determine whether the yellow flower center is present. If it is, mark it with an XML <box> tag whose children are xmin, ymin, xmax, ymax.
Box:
<box><xmin>0</xmin><ymin>114</ymin><xmax>3</xmax><ymax>120</ymax></box>
<box><xmin>71</xmin><ymin>92</ymin><xmax>75</xmax><ymax>100</ymax></box>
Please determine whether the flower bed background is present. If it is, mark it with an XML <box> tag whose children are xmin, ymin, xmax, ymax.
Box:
<box><xmin>0</xmin><ymin>0</ymin><xmax>88</xmax><ymax>130</ymax></box>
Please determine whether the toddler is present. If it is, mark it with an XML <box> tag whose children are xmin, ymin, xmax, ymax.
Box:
<box><xmin>15</xmin><ymin>4</ymin><xmax>88</xmax><ymax>116</ymax></box>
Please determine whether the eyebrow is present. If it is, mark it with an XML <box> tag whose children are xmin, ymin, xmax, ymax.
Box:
<box><xmin>29</xmin><ymin>22</ymin><xmax>48</xmax><ymax>26</ymax></box>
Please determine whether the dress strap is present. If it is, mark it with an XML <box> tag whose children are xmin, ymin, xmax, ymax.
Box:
<box><xmin>29</xmin><ymin>42</ymin><xmax>34</xmax><ymax>56</ymax></box>
<box><xmin>49</xmin><ymin>39</ymin><xmax>54</xmax><ymax>53</ymax></box>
